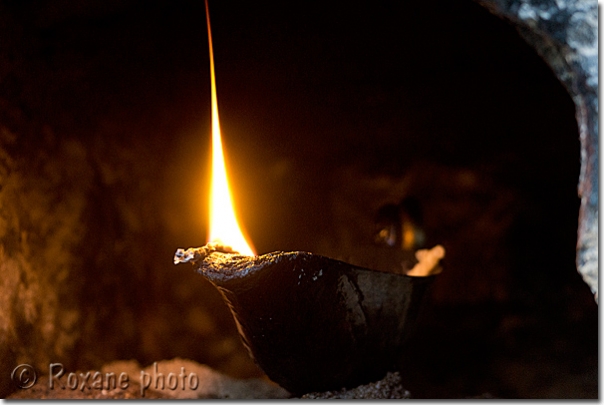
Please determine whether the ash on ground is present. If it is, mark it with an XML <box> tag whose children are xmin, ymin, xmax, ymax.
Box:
<box><xmin>301</xmin><ymin>372</ymin><xmax>411</xmax><ymax>399</ymax></box>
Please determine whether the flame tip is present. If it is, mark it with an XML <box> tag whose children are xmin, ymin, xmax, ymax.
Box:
<box><xmin>205</xmin><ymin>2</ymin><xmax>255</xmax><ymax>257</ymax></box>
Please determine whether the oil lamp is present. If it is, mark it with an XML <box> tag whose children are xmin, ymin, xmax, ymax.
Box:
<box><xmin>174</xmin><ymin>0</ymin><xmax>444</xmax><ymax>395</ymax></box>
<box><xmin>175</xmin><ymin>244</ymin><xmax>443</xmax><ymax>395</ymax></box>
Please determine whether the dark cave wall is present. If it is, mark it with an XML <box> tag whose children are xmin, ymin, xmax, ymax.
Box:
<box><xmin>0</xmin><ymin>128</ymin><xmax>90</xmax><ymax>396</ymax></box>
<box><xmin>476</xmin><ymin>0</ymin><xmax>598</xmax><ymax>301</ymax></box>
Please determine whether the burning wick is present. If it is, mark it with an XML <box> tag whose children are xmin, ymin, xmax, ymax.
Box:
<box><xmin>205</xmin><ymin>0</ymin><xmax>254</xmax><ymax>256</ymax></box>
<box><xmin>174</xmin><ymin>242</ymin><xmax>237</xmax><ymax>265</ymax></box>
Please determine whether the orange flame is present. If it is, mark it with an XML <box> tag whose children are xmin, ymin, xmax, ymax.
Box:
<box><xmin>205</xmin><ymin>0</ymin><xmax>255</xmax><ymax>256</ymax></box>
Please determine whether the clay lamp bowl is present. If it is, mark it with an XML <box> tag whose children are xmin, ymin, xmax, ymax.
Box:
<box><xmin>174</xmin><ymin>244</ymin><xmax>444</xmax><ymax>395</ymax></box>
